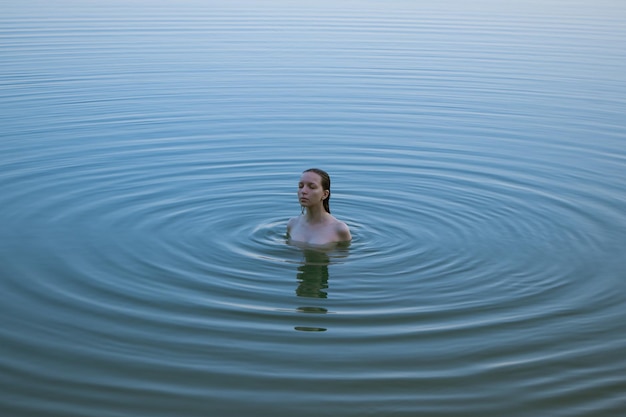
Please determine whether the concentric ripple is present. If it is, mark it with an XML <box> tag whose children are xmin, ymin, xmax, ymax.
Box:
<box><xmin>1</xmin><ymin>1</ymin><xmax>626</xmax><ymax>417</ymax></box>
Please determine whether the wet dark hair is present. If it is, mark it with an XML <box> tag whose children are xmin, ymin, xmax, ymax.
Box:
<box><xmin>303</xmin><ymin>168</ymin><xmax>331</xmax><ymax>213</ymax></box>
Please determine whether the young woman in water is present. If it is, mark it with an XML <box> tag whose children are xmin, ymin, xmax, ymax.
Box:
<box><xmin>287</xmin><ymin>168</ymin><xmax>352</xmax><ymax>246</ymax></box>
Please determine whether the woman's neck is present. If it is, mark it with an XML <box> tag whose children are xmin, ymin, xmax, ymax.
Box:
<box><xmin>304</xmin><ymin>205</ymin><xmax>327</xmax><ymax>224</ymax></box>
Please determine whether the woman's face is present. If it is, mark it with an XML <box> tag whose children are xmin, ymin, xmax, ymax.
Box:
<box><xmin>298</xmin><ymin>171</ymin><xmax>329</xmax><ymax>207</ymax></box>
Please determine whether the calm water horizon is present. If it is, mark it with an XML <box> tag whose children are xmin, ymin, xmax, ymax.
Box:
<box><xmin>1</xmin><ymin>1</ymin><xmax>625</xmax><ymax>416</ymax></box>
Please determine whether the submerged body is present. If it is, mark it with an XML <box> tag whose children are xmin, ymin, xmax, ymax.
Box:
<box><xmin>287</xmin><ymin>169</ymin><xmax>351</xmax><ymax>247</ymax></box>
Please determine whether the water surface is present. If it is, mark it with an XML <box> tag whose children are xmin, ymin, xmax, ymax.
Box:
<box><xmin>1</xmin><ymin>1</ymin><xmax>626</xmax><ymax>416</ymax></box>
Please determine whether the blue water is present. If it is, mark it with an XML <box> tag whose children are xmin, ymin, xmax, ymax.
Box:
<box><xmin>1</xmin><ymin>1</ymin><xmax>626</xmax><ymax>416</ymax></box>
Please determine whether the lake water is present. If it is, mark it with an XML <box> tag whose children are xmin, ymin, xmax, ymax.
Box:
<box><xmin>1</xmin><ymin>1</ymin><xmax>625</xmax><ymax>416</ymax></box>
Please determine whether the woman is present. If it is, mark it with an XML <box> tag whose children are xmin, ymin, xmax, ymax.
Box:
<box><xmin>287</xmin><ymin>168</ymin><xmax>351</xmax><ymax>246</ymax></box>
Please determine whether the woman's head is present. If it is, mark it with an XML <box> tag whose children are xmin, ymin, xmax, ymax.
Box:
<box><xmin>300</xmin><ymin>168</ymin><xmax>331</xmax><ymax>213</ymax></box>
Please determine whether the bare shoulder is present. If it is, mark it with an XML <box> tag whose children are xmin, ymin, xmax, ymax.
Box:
<box><xmin>287</xmin><ymin>216</ymin><xmax>300</xmax><ymax>232</ymax></box>
<box><xmin>334</xmin><ymin>218</ymin><xmax>352</xmax><ymax>241</ymax></box>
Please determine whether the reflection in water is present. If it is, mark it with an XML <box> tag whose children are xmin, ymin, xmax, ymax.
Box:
<box><xmin>296</xmin><ymin>249</ymin><xmax>330</xmax><ymax>299</ymax></box>
<box><xmin>292</xmin><ymin>248</ymin><xmax>337</xmax><ymax>332</ymax></box>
